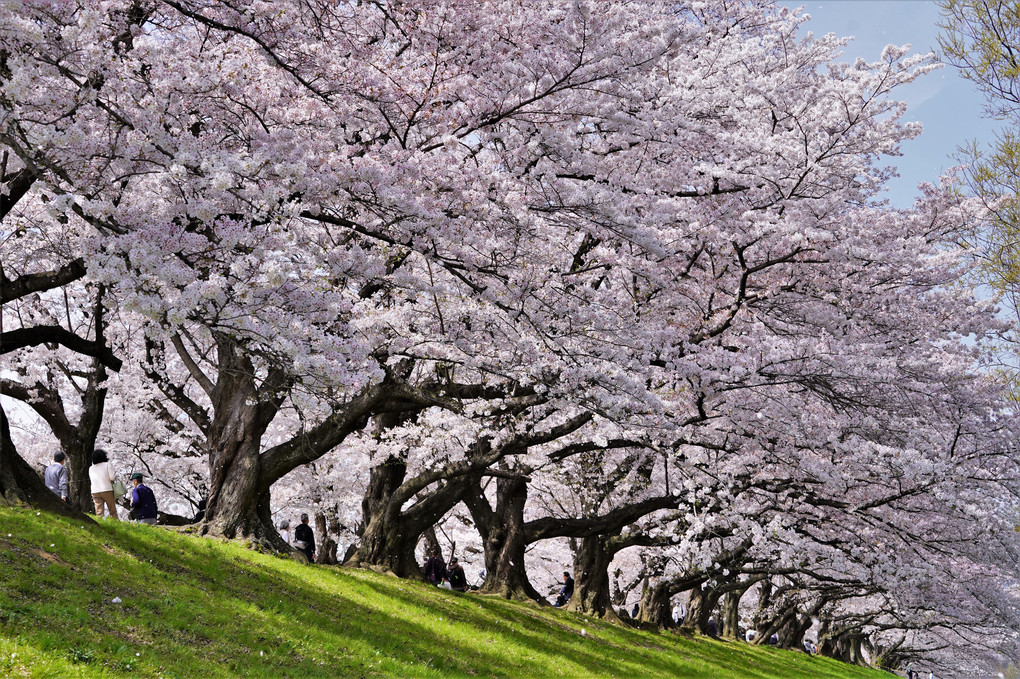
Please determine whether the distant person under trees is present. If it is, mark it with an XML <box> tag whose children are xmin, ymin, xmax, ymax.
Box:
<box><xmin>447</xmin><ymin>557</ymin><xmax>467</xmax><ymax>592</ymax></box>
<box><xmin>128</xmin><ymin>473</ymin><xmax>158</xmax><ymax>525</ymax></box>
<box><xmin>44</xmin><ymin>451</ymin><xmax>68</xmax><ymax>502</ymax></box>
<box><xmin>423</xmin><ymin>549</ymin><xmax>448</xmax><ymax>586</ymax></box>
<box><xmin>293</xmin><ymin>514</ymin><xmax>315</xmax><ymax>562</ymax></box>
<box><xmin>278</xmin><ymin>519</ymin><xmax>291</xmax><ymax>545</ymax></box>
<box><xmin>88</xmin><ymin>449</ymin><xmax>118</xmax><ymax>520</ymax></box>
<box><xmin>554</xmin><ymin>572</ymin><xmax>574</xmax><ymax>607</ymax></box>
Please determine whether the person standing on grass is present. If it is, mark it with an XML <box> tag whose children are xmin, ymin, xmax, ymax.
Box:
<box><xmin>44</xmin><ymin>451</ymin><xmax>68</xmax><ymax>502</ymax></box>
<box><xmin>128</xmin><ymin>473</ymin><xmax>158</xmax><ymax>525</ymax></box>
<box><xmin>293</xmin><ymin>513</ymin><xmax>315</xmax><ymax>562</ymax></box>
<box><xmin>88</xmin><ymin>449</ymin><xmax>119</xmax><ymax>520</ymax></box>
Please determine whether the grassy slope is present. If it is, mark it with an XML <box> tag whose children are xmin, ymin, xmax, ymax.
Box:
<box><xmin>0</xmin><ymin>508</ymin><xmax>889</xmax><ymax>679</ymax></box>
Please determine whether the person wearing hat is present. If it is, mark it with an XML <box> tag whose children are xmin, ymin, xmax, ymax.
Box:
<box><xmin>128</xmin><ymin>472</ymin><xmax>158</xmax><ymax>525</ymax></box>
<box><xmin>447</xmin><ymin>556</ymin><xmax>467</xmax><ymax>592</ymax></box>
<box><xmin>293</xmin><ymin>513</ymin><xmax>315</xmax><ymax>562</ymax></box>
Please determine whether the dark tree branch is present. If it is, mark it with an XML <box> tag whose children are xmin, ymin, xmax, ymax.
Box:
<box><xmin>1</xmin><ymin>259</ymin><xmax>86</xmax><ymax>304</ymax></box>
<box><xmin>0</xmin><ymin>325</ymin><xmax>122</xmax><ymax>371</ymax></box>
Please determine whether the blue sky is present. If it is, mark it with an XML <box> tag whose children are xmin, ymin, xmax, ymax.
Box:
<box><xmin>790</xmin><ymin>0</ymin><xmax>1001</xmax><ymax>206</ymax></box>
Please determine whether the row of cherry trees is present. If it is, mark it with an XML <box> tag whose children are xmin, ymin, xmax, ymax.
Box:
<box><xmin>2</xmin><ymin>1</ymin><xmax>1019</xmax><ymax>675</ymax></box>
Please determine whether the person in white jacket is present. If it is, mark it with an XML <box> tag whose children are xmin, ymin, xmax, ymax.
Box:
<box><xmin>88</xmin><ymin>448</ymin><xmax>119</xmax><ymax>519</ymax></box>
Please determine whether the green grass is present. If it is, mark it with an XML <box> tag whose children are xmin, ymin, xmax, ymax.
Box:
<box><xmin>0</xmin><ymin>507</ymin><xmax>888</xmax><ymax>678</ymax></box>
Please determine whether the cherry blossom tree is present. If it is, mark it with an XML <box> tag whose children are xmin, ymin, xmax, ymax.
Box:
<box><xmin>3</xmin><ymin>4</ymin><xmax>1020</xmax><ymax>675</ymax></box>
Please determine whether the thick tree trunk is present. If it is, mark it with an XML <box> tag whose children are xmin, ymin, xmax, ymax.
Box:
<box><xmin>681</xmin><ymin>585</ymin><xmax>721</xmax><ymax>635</ymax></box>
<box><xmin>469</xmin><ymin>475</ymin><xmax>545</xmax><ymax>602</ymax></box>
<box><xmin>779</xmin><ymin>612</ymin><xmax>812</xmax><ymax>651</ymax></box>
<box><xmin>66</xmin><ymin>439</ymin><xmax>94</xmax><ymax>513</ymax></box>
<box><xmin>348</xmin><ymin>443</ymin><xmax>481</xmax><ymax>577</ymax></box>
<box><xmin>817</xmin><ymin>620</ymin><xmax>838</xmax><ymax>658</ymax></box>
<box><xmin>565</xmin><ymin>535</ymin><xmax>614</xmax><ymax>616</ymax></box>
<box><xmin>204</xmin><ymin>424</ymin><xmax>269</xmax><ymax>540</ymax></box>
<box><xmin>848</xmin><ymin>634</ymin><xmax>871</xmax><ymax>666</ymax></box>
<box><xmin>636</xmin><ymin>580</ymin><xmax>674</xmax><ymax>627</ymax></box>
<box><xmin>680</xmin><ymin>586</ymin><xmax>705</xmax><ymax>632</ymax></box>
<box><xmin>346</xmin><ymin>456</ymin><xmax>422</xmax><ymax>576</ymax></box>
<box><xmin>720</xmin><ymin>589</ymin><xmax>743</xmax><ymax>640</ymax></box>
<box><xmin>0</xmin><ymin>408</ymin><xmax>78</xmax><ymax>517</ymax></box>
<box><xmin>751</xmin><ymin>578</ymin><xmax>773</xmax><ymax>640</ymax></box>
<box><xmin>200</xmin><ymin>337</ymin><xmax>282</xmax><ymax>548</ymax></box>
<box><xmin>314</xmin><ymin>511</ymin><xmax>339</xmax><ymax>564</ymax></box>
<box><xmin>68</xmin><ymin>328</ymin><xmax>109</xmax><ymax>513</ymax></box>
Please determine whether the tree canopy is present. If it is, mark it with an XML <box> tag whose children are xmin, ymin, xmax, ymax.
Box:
<box><xmin>3</xmin><ymin>1</ymin><xmax>1019</xmax><ymax>675</ymax></box>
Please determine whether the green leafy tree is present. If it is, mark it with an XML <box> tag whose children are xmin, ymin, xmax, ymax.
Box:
<box><xmin>940</xmin><ymin>1</ymin><xmax>1020</xmax><ymax>318</ymax></box>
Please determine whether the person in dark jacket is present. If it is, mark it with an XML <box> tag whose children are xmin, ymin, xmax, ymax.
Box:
<box><xmin>447</xmin><ymin>557</ymin><xmax>467</xmax><ymax>591</ymax></box>
<box><xmin>128</xmin><ymin>473</ymin><xmax>158</xmax><ymax>525</ymax></box>
<box><xmin>423</xmin><ymin>549</ymin><xmax>448</xmax><ymax>585</ymax></box>
<box><xmin>293</xmin><ymin>513</ymin><xmax>315</xmax><ymax>562</ymax></box>
<box><xmin>555</xmin><ymin>571</ymin><xmax>574</xmax><ymax>607</ymax></box>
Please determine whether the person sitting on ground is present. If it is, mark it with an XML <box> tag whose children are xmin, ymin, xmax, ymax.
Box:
<box><xmin>423</xmin><ymin>548</ymin><xmax>447</xmax><ymax>585</ymax></box>
<box><xmin>128</xmin><ymin>473</ymin><xmax>158</xmax><ymax>525</ymax></box>
<box><xmin>293</xmin><ymin>513</ymin><xmax>315</xmax><ymax>562</ymax></box>
<box><xmin>88</xmin><ymin>449</ymin><xmax>119</xmax><ymax>520</ymax></box>
<box><xmin>554</xmin><ymin>571</ymin><xmax>574</xmax><ymax>607</ymax></box>
<box><xmin>44</xmin><ymin>451</ymin><xmax>68</xmax><ymax>502</ymax></box>
<box><xmin>446</xmin><ymin>556</ymin><xmax>467</xmax><ymax>592</ymax></box>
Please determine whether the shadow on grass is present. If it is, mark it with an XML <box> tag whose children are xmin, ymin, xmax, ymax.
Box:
<box><xmin>0</xmin><ymin>511</ymin><xmax>889</xmax><ymax>679</ymax></box>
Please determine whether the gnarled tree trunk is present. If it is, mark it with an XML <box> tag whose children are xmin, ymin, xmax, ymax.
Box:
<box><xmin>468</xmin><ymin>474</ymin><xmax>544</xmax><ymax>602</ymax></box>
<box><xmin>345</xmin><ymin>455</ymin><xmax>422</xmax><ymax>575</ymax></box>
<box><xmin>681</xmin><ymin>584</ymin><xmax>721</xmax><ymax>635</ymax></box>
<box><xmin>200</xmin><ymin>336</ymin><xmax>283</xmax><ymax>548</ymax></box>
<box><xmin>636</xmin><ymin>580</ymin><xmax>674</xmax><ymax>627</ymax></box>
<box><xmin>720</xmin><ymin>589</ymin><xmax>743</xmax><ymax>640</ymax></box>
<box><xmin>566</xmin><ymin>535</ymin><xmax>614</xmax><ymax>616</ymax></box>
